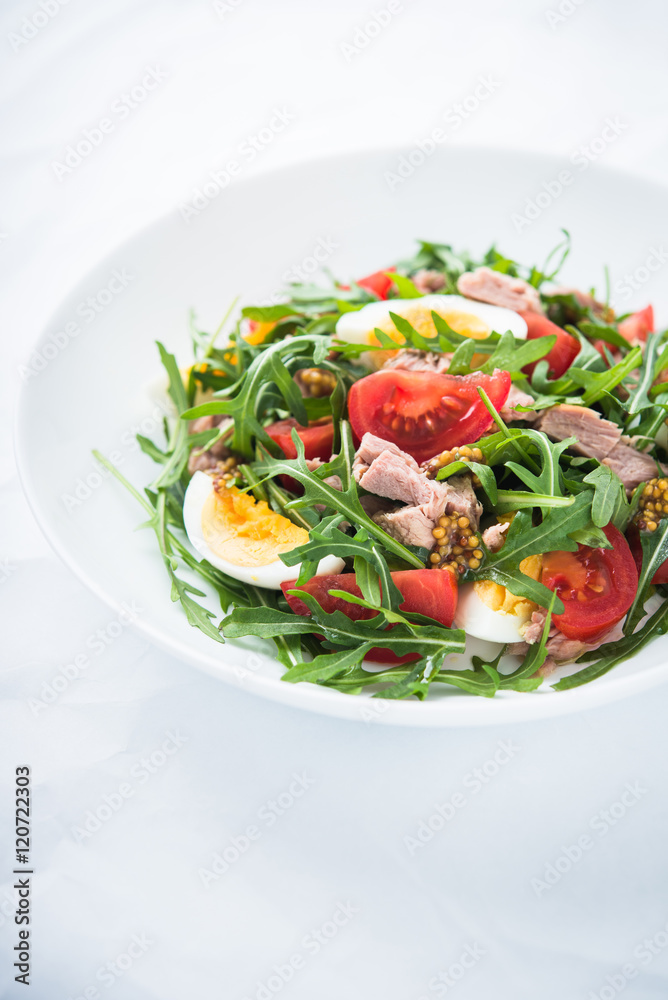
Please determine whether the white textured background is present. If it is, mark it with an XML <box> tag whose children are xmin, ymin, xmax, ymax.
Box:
<box><xmin>2</xmin><ymin>1</ymin><xmax>668</xmax><ymax>998</ymax></box>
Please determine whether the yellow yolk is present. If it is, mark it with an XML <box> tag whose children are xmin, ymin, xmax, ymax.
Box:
<box><xmin>473</xmin><ymin>554</ymin><xmax>544</xmax><ymax>618</ymax></box>
<box><xmin>201</xmin><ymin>484</ymin><xmax>308</xmax><ymax>567</ymax></box>
<box><xmin>364</xmin><ymin>306</ymin><xmax>491</xmax><ymax>368</ymax></box>
<box><xmin>244</xmin><ymin>320</ymin><xmax>277</xmax><ymax>345</ymax></box>
<box><xmin>371</xmin><ymin>306</ymin><xmax>490</xmax><ymax>345</ymax></box>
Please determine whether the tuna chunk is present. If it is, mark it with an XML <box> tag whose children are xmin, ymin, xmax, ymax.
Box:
<box><xmin>353</xmin><ymin>434</ymin><xmax>482</xmax><ymax>551</ymax></box>
<box><xmin>373</xmin><ymin>507</ymin><xmax>439</xmax><ymax>550</ymax></box>
<box><xmin>188</xmin><ymin>414</ymin><xmax>232</xmax><ymax>473</ymax></box>
<box><xmin>481</xmin><ymin>521</ymin><xmax>509</xmax><ymax>553</ymax></box>
<box><xmin>603</xmin><ymin>442</ymin><xmax>663</xmax><ymax>493</ymax></box>
<box><xmin>358</xmin><ymin>447</ymin><xmax>480</xmax><ymax>521</ymax></box>
<box><xmin>304</xmin><ymin>458</ymin><xmax>342</xmax><ymax>491</ymax></box>
<box><xmin>352</xmin><ymin>432</ymin><xmax>419</xmax><ymax>480</ymax></box>
<box><xmin>538</xmin><ymin>404</ymin><xmax>621</xmax><ymax>459</ymax></box>
<box><xmin>412</xmin><ymin>269</ymin><xmax>447</xmax><ymax>294</ymax></box>
<box><xmin>538</xmin><ymin>404</ymin><xmax>667</xmax><ymax>492</ymax></box>
<box><xmin>457</xmin><ymin>267</ymin><xmax>543</xmax><ymax>314</ymax></box>
<box><xmin>499</xmin><ymin>385</ymin><xmax>539</xmax><ymax>424</ymax></box>
<box><xmin>382</xmin><ymin>349</ymin><xmax>452</xmax><ymax>374</ymax></box>
<box><xmin>357</xmin><ymin>450</ymin><xmax>439</xmax><ymax>507</ymax></box>
<box><xmin>372</xmin><ymin>475</ymin><xmax>482</xmax><ymax>552</ymax></box>
<box><xmin>510</xmin><ymin>614</ymin><xmax>626</xmax><ymax>664</ymax></box>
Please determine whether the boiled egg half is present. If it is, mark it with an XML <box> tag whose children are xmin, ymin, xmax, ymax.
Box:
<box><xmin>454</xmin><ymin>555</ymin><xmax>543</xmax><ymax>644</ymax></box>
<box><xmin>184</xmin><ymin>471</ymin><xmax>344</xmax><ymax>588</ymax></box>
<box><xmin>334</xmin><ymin>294</ymin><xmax>527</xmax><ymax>368</ymax></box>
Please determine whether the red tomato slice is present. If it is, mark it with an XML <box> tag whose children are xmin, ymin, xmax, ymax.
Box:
<box><xmin>355</xmin><ymin>268</ymin><xmax>396</xmax><ymax>299</ymax></box>
<box><xmin>619</xmin><ymin>305</ymin><xmax>654</xmax><ymax>344</ymax></box>
<box><xmin>265</xmin><ymin>418</ymin><xmax>334</xmax><ymax>461</ymax></box>
<box><xmin>521</xmin><ymin>312</ymin><xmax>580</xmax><ymax>379</ymax></box>
<box><xmin>347</xmin><ymin>368</ymin><xmax>511</xmax><ymax>464</ymax></box>
<box><xmin>541</xmin><ymin>524</ymin><xmax>638</xmax><ymax>643</ymax></box>
<box><xmin>282</xmin><ymin>568</ymin><xmax>457</xmax><ymax>664</ymax></box>
<box><xmin>627</xmin><ymin>524</ymin><xmax>668</xmax><ymax>585</ymax></box>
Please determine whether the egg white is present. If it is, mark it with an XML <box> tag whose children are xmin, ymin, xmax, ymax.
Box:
<box><xmin>335</xmin><ymin>294</ymin><xmax>527</xmax><ymax>349</ymax></box>
<box><xmin>183</xmin><ymin>471</ymin><xmax>344</xmax><ymax>589</ymax></box>
<box><xmin>454</xmin><ymin>582</ymin><xmax>533</xmax><ymax>644</ymax></box>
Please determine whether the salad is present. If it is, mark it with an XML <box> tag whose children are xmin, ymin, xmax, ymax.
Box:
<box><xmin>98</xmin><ymin>235</ymin><xmax>668</xmax><ymax>701</ymax></box>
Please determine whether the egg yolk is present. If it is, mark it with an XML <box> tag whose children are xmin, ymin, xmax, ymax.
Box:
<box><xmin>244</xmin><ymin>320</ymin><xmax>277</xmax><ymax>345</ymax></box>
<box><xmin>369</xmin><ymin>306</ymin><xmax>490</xmax><ymax>346</ymax></box>
<box><xmin>201</xmin><ymin>484</ymin><xmax>308</xmax><ymax>567</ymax></box>
<box><xmin>473</xmin><ymin>554</ymin><xmax>543</xmax><ymax>619</ymax></box>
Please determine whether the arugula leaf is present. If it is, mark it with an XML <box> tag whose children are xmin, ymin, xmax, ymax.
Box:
<box><xmin>578</xmin><ymin>320</ymin><xmax>631</xmax><ymax>353</ymax></box>
<box><xmin>568</xmin><ymin>345</ymin><xmax>642</xmax><ymax>406</ymax></box>
<box><xmin>436</xmin><ymin>460</ymin><xmax>498</xmax><ymax>503</ymax></box>
<box><xmin>479</xmin><ymin>331</ymin><xmax>556</xmax><ymax>375</ymax></box>
<box><xmin>253</xmin><ymin>423</ymin><xmax>424</xmax><ymax>568</ymax></box>
<box><xmin>471</xmin><ymin>492</ymin><xmax>595</xmax><ymax>611</ymax></box>
<box><xmin>582</xmin><ymin>464</ymin><xmax>628</xmax><ymax>529</ymax></box>
<box><xmin>531</xmin><ymin>229</ymin><xmax>571</xmax><ymax>288</ymax></box>
<box><xmin>386</xmin><ymin>272</ymin><xmax>422</xmax><ymax>298</ymax></box>
<box><xmin>241</xmin><ymin>304</ymin><xmax>301</xmax><ymax>322</ymax></box>
<box><xmin>182</xmin><ymin>333</ymin><xmax>331</xmax><ymax>457</ymax></box>
<box><xmin>554</xmin><ymin>598</ymin><xmax>668</xmax><ymax>690</ymax></box>
<box><xmin>222</xmin><ymin>593</ymin><xmax>465</xmax><ymax>698</ymax></box>
<box><xmin>150</xmin><ymin>343</ymin><xmax>192</xmax><ymax>489</ymax></box>
<box><xmin>93</xmin><ymin>451</ymin><xmax>226</xmax><ymax>644</ymax></box>
<box><xmin>622</xmin><ymin>332</ymin><xmax>668</xmax><ymax>422</ymax></box>
<box><xmin>495</xmin><ymin>491</ymin><xmax>574</xmax><ymax>512</ymax></box>
<box><xmin>623</xmin><ymin>519</ymin><xmax>668</xmax><ymax>635</ymax></box>
<box><xmin>497</xmin><ymin>591</ymin><xmax>557</xmax><ymax>690</ymax></box>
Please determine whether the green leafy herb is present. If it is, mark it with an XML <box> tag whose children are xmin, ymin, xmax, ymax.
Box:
<box><xmin>624</xmin><ymin>519</ymin><xmax>668</xmax><ymax>635</ymax></box>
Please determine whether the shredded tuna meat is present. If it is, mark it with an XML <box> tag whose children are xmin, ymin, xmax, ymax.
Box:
<box><xmin>352</xmin><ymin>432</ymin><xmax>418</xmax><ymax>480</ymax></box>
<box><xmin>457</xmin><ymin>266</ymin><xmax>543</xmax><ymax>314</ymax></box>
<box><xmin>538</xmin><ymin>404</ymin><xmax>667</xmax><ymax>492</ymax></box>
<box><xmin>412</xmin><ymin>269</ymin><xmax>447</xmax><ymax>294</ymax></box>
<box><xmin>304</xmin><ymin>457</ymin><xmax>343</xmax><ymax>492</ymax></box>
<box><xmin>353</xmin><ymin>433</ymin><xmax>482</xmax><ymax>551</ymax></box>
<box><xmin>499</xmin><ymin>385</ymin><xmax>539</xmax><ymax>424</ymax></box>
<box><xmin>481</xmin><ymin>521</ymin><xmax>509</xmax><ymax>553</ymax></box>
<box><xmin>373</xmin><ymin>507</ymin><xmax>441</xmax><ymax>550</ymax></box>
<box><xmin>188</xmin><ymin>414</ymin><xmax>232</xmax><ymax>473</ymax></box>
<box><xmin>372</xmin><ymin>474</ymin><xmax>481</xmax><ymax>553</ymax></box>
<box><xmin>603</xmin><ymin>443</ymin><xmax>665</xmax><ymax>493</ymax></box>
<box><xmin>382</xmin><ymin>348</ymin><xmax>452</xmax><ymax>374</ymax></box>
<box><xmin>537</xmin><ymin>404</ymin><xmax>621</xmax><ymax>459</ymax></box>
<box><xmin>510</xmin><ymin>615</ymin><xmax>626</xmax><ymax>664</ymax></box>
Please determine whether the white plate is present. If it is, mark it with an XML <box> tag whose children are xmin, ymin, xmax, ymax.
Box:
<box><xmin>15</xmin><ymin>146</ymin><xmax>668</xmax><ymax>726</ymax></box>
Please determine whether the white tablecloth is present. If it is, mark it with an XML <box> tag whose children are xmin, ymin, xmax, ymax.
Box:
<box><xmin>2</xmin><ymin>2</ymin><xmax>668</xmax><ymax>997</ymax></box>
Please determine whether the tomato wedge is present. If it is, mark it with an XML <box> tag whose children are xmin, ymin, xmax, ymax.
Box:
<box><xmin>282</xmin><ymin>568</ymin><xmax>458</xmax><ymax>664</ymax></box>
<box><xmin>339</xmin><ymin>268</ymin><xmax>396</xmax><ymax>299</ymax></box>
<box><xmin>627</xmin><ymin>524</ymin><xmax>668</xmax><ymax>585</ymax></box>
<box><xmin>347</xmin><ymin>368</ymin><xmax>511</xmax><ymax>464</ymax></box>
<box><xmin>619</xmin><ymin>305</ymin><xmax>654</xmax><ymax>344</ymax></box>
<box><xmin>541</xmin><ymin>524</ymin><xmax>638</xmax><ymax>642</ymax></box>
<box><xmin>265</xmin><ymin>417</ymin><xmax>334</xmax><ymax>462</ymax></box>
<box><xmin>356</xmin><ymin>268</ymin><xmax>396</xmax><ymax>299</ymax></box>
<box><xmin>521</xmin><ymin>312</ymin><xmax>580</xmax><ymax>380</ymax></box>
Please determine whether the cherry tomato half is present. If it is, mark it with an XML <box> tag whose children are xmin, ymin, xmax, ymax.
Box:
<box><xmin>627</xmin><ymin>524</ymin><xmax>668</xmax><ymax>585</ymax></box>
<box><xmin>281</xmin><ymin>568</ymin><xmax>457</xmax><ymax>664</ymax></box>
<box><xmin>541</xmin><ymin>524</ymin><xmax>638</xmax><ymax>643</ymax></box>
<box><xmin>521</xmin><ymin>312</ymin><xmax>580</xmax><ymax>380</ymax></box>
<box><xmin>347</xmin><ymin>368</ymin><xmax>511</xmax><ymax>464</ymax></box>
<box><xmin>355</xmin><ymin>268</ymin><xmax>396</xmax><ymax>299</ymax></box>
<box><xmin>265</xmin><ymin>417</ymin><xmax>334</xmax><ymax>462</ymax></box>
<box><xmin>619</xmin><ymin>305</ymin><xmax>654</xmax><ymax>344</ymax></box>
